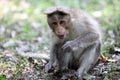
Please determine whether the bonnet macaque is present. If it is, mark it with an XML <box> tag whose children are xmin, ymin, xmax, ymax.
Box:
<box><xmin>16</xmin><ymin>6</ymin><xmax>102</xmax><ymax>79</ymax></box>
<box><xmin>45</xmin><ymin>7</ymin><xmax>102</xmax><ymax>79</ymax></box>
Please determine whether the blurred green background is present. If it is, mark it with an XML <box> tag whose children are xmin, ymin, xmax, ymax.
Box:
<box><xmin>0</xmin><ymin>0</ymin><xmax>120</xmax><ymax>42</ymax></box>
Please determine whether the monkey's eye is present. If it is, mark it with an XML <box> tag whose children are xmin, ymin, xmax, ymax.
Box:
<box><xmin>52</xmin><ymin>22</ymin><xmax>57</xmax><ymax>25</ymax></box>
<box><xmin>60</xmin><ymin>21</ymin><xmax>65</xmax><ymax>25</ymax></box>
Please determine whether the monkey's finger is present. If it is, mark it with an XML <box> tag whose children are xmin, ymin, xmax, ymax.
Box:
<box><xmin>62</xmin><ymin>44</ymin><xmax>69</xmax><ymax>49</ymax></box>
<box><xmin>62</xmin><ymin>41</ymin><xmax>71</xmax><ymax>49</ymax></box>
<box><xmin>62</xmin><ymin>45</ymin><xmax>72</xmax><ymax>52</ymax></box>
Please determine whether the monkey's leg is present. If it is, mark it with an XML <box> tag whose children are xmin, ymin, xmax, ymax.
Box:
<box><xmin>57</xmin><ymin>51</ymin><xmax>72</xmax><ymax>71</ymax></box>
<box><xmin>55</xmin><ymin>51</ymin><xmax>76</xmax><ymax>79</ymax></box>
<box><xmin>45</xmin><ymin>46</ymin><xmax>58</xmax><ymax>73</ymax></box>
<box><xmin>77</xmin><ymin>42</ymin><xmax>101</xmax><ymax>78</ymax></box>
<box><xmin>45</xmin><ymin>55</ymin><xmax>57</xmax><ymax>73</ymax></box>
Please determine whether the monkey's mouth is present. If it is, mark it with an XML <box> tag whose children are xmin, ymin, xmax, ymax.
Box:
<box><xmin>58</xmin><ymin>35</ymin><xmax>64</xmax><ymax>39</ymax></box>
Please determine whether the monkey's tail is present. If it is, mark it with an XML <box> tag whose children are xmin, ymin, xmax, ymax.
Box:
<box><xmin>16</xmin><ymin>48</ymin><xmax>50</xmax><ymax>61</ymax></box>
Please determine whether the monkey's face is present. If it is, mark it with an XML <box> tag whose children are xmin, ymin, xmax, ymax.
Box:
<box><xmin>47</xmin><ymin>12</ymin><xmax>70</xmax><ymax>39</ymax></box>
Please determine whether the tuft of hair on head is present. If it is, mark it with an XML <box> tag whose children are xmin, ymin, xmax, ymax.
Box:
<box><xmin>44</xmin><ymin>6</ymin><xmax>71</xmax><ymax>15</ymax></box>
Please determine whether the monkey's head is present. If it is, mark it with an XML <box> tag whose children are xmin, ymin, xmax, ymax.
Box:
<box><xmin>45</xmin><ymin>7</ymin><xmax>71</xmax><ymax>39</ymax></box>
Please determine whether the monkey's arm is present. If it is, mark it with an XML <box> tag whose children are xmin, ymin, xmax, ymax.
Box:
<box><xmin>45</xmin><ymin>44</ymin><xmax>58</xmax><ymax>72</ymax></box>
<box><xmin>78</xmin><ymin>32</ymin><xmax>99</xmax><ymax>47</ymax></box>
<box><xmin>62</xmin><ymin>32</ymin><xmax>100</xmax><ymax>51</ymax></box>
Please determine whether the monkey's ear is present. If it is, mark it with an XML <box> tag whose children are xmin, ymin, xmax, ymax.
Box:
<box><xmin>44</xmin><ymin>6</ymin><xmax>71</xmax><ymax>15</ymax></box>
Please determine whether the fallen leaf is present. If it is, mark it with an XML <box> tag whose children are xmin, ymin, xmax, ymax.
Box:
<box><xmin>101</xmin><ymin>53</ymin><xmax>107</xmax><ymax>62</ymax></box>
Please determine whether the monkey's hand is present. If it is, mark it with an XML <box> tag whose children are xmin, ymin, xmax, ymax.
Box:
<box><xmin>45</xmin><ymin>63</ymin><xmax>52</xmax><ymax>72</ymax></box>
<box><xmin>45</xmin><ymin>62</ymin><xmax>54</xmax><ymax>73</ymax></box>
<box><xmin>62</xmin><ymin>40</ymin><xmax>79</xmax><ymax>52</ymax></box>
<box><xmin>45</xmin><ymin>61</ymin><xmax>57</xmax><ymax>73</ymax></box>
